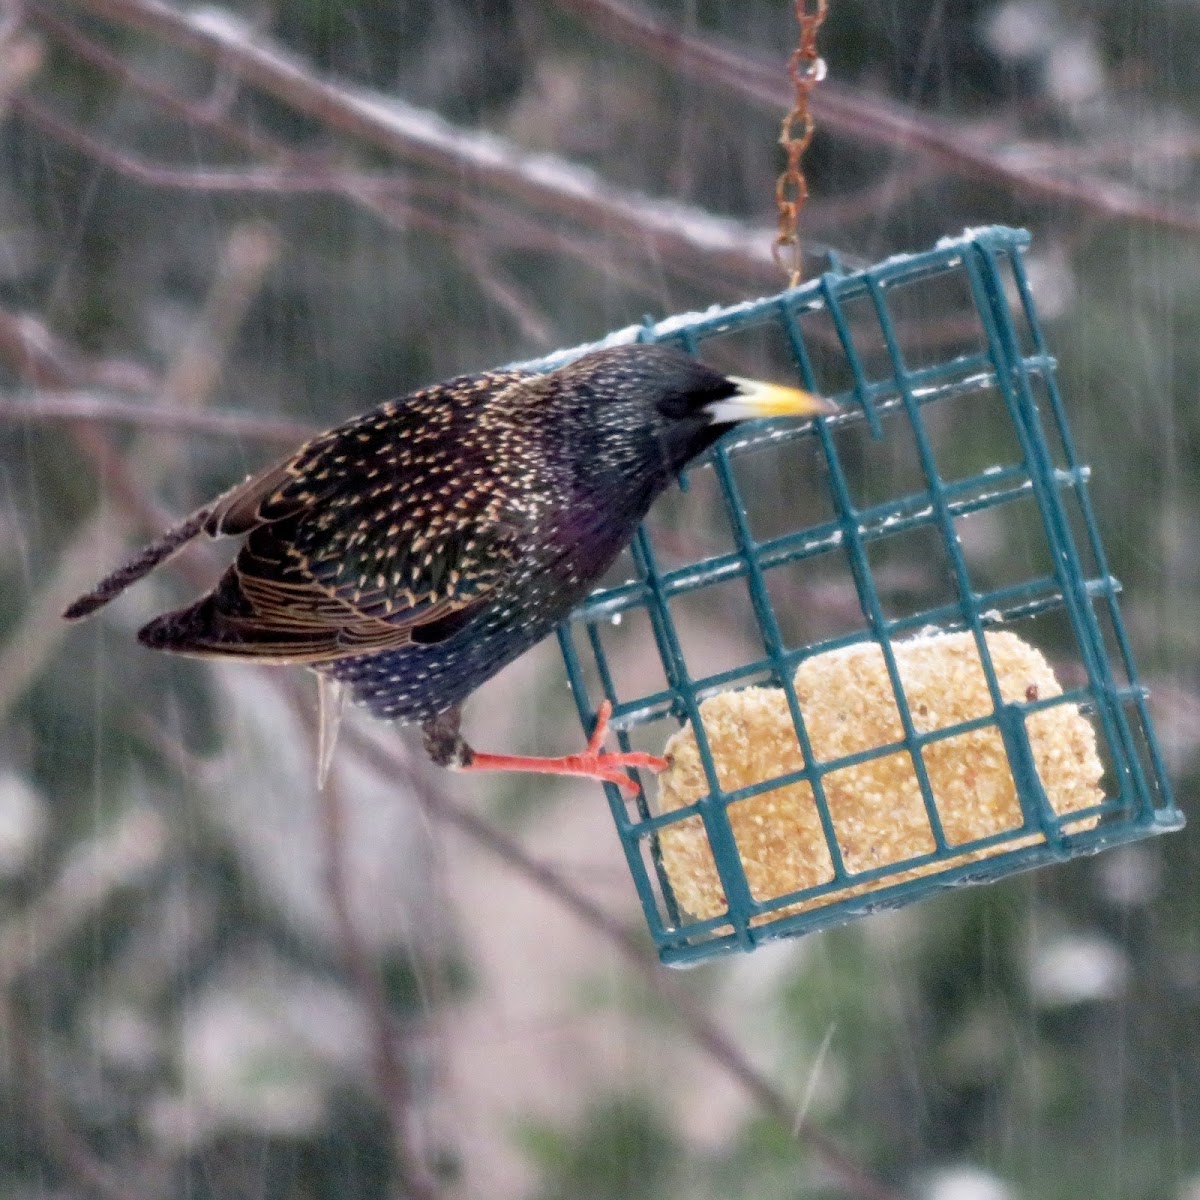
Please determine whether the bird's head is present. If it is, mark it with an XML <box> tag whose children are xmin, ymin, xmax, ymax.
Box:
<box><xmin>549</xmin><ymin>343</ymin><xmax>836</xmax><ymax>479</ymax></box>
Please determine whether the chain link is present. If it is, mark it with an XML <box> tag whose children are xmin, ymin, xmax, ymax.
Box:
<box><xmin>773</xmin><ymin>0</ymin><xmax>828</xmax><ymax>286</ymax></box>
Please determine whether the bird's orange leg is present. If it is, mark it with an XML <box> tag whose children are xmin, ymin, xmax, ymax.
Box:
<box><xmin>457</xmin><ymin>700</ymin><xmax>665</xmax><ymax>796</ymax></box>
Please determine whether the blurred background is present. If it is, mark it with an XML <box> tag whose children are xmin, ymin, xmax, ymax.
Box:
<box><xmin>1</xmin><ymin>1</ymin><xmax>1199</xmax><ymax>1197</ymax></box>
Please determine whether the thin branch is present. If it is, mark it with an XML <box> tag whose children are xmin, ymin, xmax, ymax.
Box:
<box><xmin>0</xmin><ymin>307</ymin><xmax>85</xmax><ymax>388</ymax></box>
<box><xmin>346</xmin><ymin>728</ymin><xmax>905</xmax><ymax>1200</ymax></box>
<box><xmin>28</xmin><ymin>9</ymin><xmax>328</xmax><ymax>181</ymax></box>
<box><xmin>0</xmin><ymin>9</ymin><xmax>41</xmax><ymax>111</ymax></box>
<box><xmin>291</xmin><ymin>685</ymin><xmax>440</xmax><ymax>1200</ymax></box>
<box><xmin>1002</xmin><ymin>130</ymin><xmax>1200</xmax><ymax>172</ymax></box>
<box><xmin>24</xmin><ymin>8</ymin><xmax>485</xmax><ymax>252</ymax></box>
<box><xmin>53</xmin><ymin>0</ymin><xmax>783</xmax><ymax>285</ymax></box>
<box><xmin>15</xmin><ymin>93</ymin><xmax>722</xmax><ymax>302</ymax></box>
<box><xmin>0</xmin><ymin>308</ymin><xmax>159</xmax><ymax>402</ymax></box>
<box><xmin>13</xmin><ymin>94</ymin><xmax>400</xmax><ymax>194</ymax></box>
<box><xmin>28</xmin><ymin>5</ymin><xmax>778</xmax><ymax>303</ymax></box>
<box><xmin>552</xmin><ymin>0</ymin><xmax>1200</xmax><ymax>236</ymax></box>
<box><xmin>0</xmin><ymin>389</ymin><xmax>315</xmax><ymax>443</ymax></box>
<box><xmin>26</xmin><ymin>3</ymin><xmax>287</xmax><ymax>160</ymax></box>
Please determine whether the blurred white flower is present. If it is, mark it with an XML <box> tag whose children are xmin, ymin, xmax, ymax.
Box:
<box><xmin>920</xmin><ymin>1164</ymin><xmax>1019</xmax><ymax>1200</ymax></box>
<box><xmin>983</xmin><ymin>3</ymin><xmax>1105</xmax><ymax>106</ymax></box>
<box><xmin>1096</xmin><ymin>844</ymin><xmax>1163</xmax><ymax>908</ymax></box>
<box><xmin>984</xmin><ymin>1</ymin><xmax>1055</xmax><ymax>62</ymax></box>
<box><xmin>1028</xmin><ymin>930</ymin><xmax>1129</xmax><ymax>1006</ymax></box>
<box><xmin>1022</xmin><ymin>245</ymin><xmax>1077</xmax><ymax>320</ymax></box>
<box><xmin>1177</xmin><ymin>1173</ymin><xmax>1200</xmax><ymax>1200</ymax></box>
<box><xmin>1045</xmin><ymin>36</ymin><xmax>1106</xmax><ymax>106</ymax></box>
<box><xmin>85</xmin><ymin>1002</ymin><xmax>164</xmax><ymax>1074</ymax></box>
<box><xmin>146</xmin><ymin>955</ymin><xmax>371</xmax><ymax>1150</ymax></box>
<box><xmin>0</xmin><ymin>770</ymin><xmax>47</xmax><ymax>876</ymax></box>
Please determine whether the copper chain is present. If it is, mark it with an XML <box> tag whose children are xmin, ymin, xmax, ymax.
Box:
<box><xmin>773</xmin><ymin>0</ymin><xmax>828</xmax><ymax>286</ymax></box>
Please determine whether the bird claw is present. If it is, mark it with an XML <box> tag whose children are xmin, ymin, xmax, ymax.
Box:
<box><xmin>567</xmin><ymin>748</ymin><xmax>667</xmax><ymax>797</ymax></box>
<box><xmin>586</xmin><ymin>698</ymin><xmax>617</xmax><ymax>755</ymax></box>
<box><xmin>457</xmin><ymin>698</ymin><xmax>666</xmax><ymax>795</ymax></box>
<box><xmin>581</xmin><ymin>700</ymin><xmax>666</xmax><ymax>795</ymax></box>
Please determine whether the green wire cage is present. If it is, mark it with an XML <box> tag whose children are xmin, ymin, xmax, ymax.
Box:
<box><xmin>553</xmin><ymin>226</ymin><xmax>1183</xmax><ymax>967</ymax></box>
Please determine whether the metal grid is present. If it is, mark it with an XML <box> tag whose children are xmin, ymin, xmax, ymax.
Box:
<box><xmin>553</xmin><ymin>227</ymin><xmax>1183</xmax><ymax>966</ymax></box>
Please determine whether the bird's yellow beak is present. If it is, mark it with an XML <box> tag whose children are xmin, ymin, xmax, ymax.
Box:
<box><xmin>706</xmin><ymin>376</ymin><xmax>837</xmax><ymax>424</ymax></box>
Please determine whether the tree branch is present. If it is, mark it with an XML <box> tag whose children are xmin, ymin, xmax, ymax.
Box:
<box><xmin>347</xmin><ymin>728</ymin><xmax>905</xmax><ymax>1200</ymax></box>
<box><xmin>552</xmin><ymin>0</ymin><xmax>1200</xmax><ymax>236</ymax></box>
<box><xmin>292</xmin><ymin>686</ymin><xmax>441</xmax><ymax>1200</ymax></box>
<box><xmin>52</xmin><ymin>0</ymin><xmax>784</xmax><ymax>285</ymax></box>
<box><xmin>0</xmin><ymin>388</ymin><xmax>314</xmax><ymax>442</ymax></box>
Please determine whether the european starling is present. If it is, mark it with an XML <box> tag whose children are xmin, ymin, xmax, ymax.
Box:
<box><xmin>64</xmin><ymin>344</ymin><xmax>833</xmax><ymax>792</ymax></box>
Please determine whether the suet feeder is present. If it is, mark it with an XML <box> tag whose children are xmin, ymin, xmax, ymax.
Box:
<box><xmin>554</xmin><ymin>226</ymin><xmax>1183</xmax><ymax>966</ymax></box>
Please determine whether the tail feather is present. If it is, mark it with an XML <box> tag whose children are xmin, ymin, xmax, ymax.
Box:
<box><xmin>63</xmin><ymin>506</ymin><xmax>213</xmax><ymax>620</ymax></box>
<box><xmin>135</xmin><ymin>566</ymin><xmax>245</xmax><ymax>654</ymax></box>
<box><xmin>136</xmin><ymin>567</ymin><xmax>342</xmax><ymax>663</ymax></box>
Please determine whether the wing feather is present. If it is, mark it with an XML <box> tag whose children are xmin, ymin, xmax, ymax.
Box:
<box><xmin>140</xmin><ymin>367</ymin><xmax>541</xmax><ymax>659</ymax></box>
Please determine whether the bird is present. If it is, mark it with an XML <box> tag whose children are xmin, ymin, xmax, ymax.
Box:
<box><xmin>64</xmin><ymin>343</ymin><xmax>834</xmax><ymax>793</ymax></box>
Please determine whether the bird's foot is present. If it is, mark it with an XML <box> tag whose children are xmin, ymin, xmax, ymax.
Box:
<box><xmin>458</xmin><ymin>700</ymin><xmax>665</xmax><ymax>796</ymax></box>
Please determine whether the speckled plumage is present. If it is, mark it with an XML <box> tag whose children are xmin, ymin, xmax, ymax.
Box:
<box><xmin>67</xmin><ymin>346</ymin><xmax>774</xmax><ymax>738</ymax></box>
<box><xmin>66</xmin><ymin>344</ymin><xmax>833</xmax><ymax>786</ymax></box>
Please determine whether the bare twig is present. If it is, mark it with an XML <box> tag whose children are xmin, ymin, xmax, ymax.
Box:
<box><xmin>0</xmin><ymin>389</ymin><xmax>314</xmax><ymax>442</ymax></box>
<box><xmin>52</xmin><ymin>0</ymin><xmax>783</xmax><ymax>285</ymax></box>
<box><xmin>0</xmin><ymin>308</ymin><xmax>85</xmax><ymax>387</ymax></box>
<box><xmin>0</xmin><ymin>11</ymin><xmax>41</xmax><ymax>111</ymax></box>
<box><xmin>0</xmin><ymin>224</ymin><xmax>273</xmax><ymax>708</ymax></box>
<box><xmin>14</xmin><ymin>94</ymin><xmax>718</xmax><ymax>302</ymax></box>
<box><xmin>552</xmin><ymin>0</ymin><xmax>1200</xmax><ymax>236</ymax></box>
<box><xmin>347</xmin><ymin>728</ymin><xmax>905</xmax><ymax>1200</ymax></box>
<box><xmin>0</xmin><ymin>313</ymin><xmax>185</xmax><ymax>551</ymax></box>
<box><xmin>281</xmin><ymin>676</ymin><xmax>440</xmax><ymax>1199</ymax></box>
<box><xmin>27</xmin><ymin>4</ymin><xmax>780</xmax><ymax>303</ymax></box>
<box><xmin>26</xmin><ymin>3</ymin><xmax>287</xmax><ymax>159</ymax></box>
<box><xmin>13</xmin><ymin>94</ymin><xmax>407</xmax><ymax>195</ymax></box>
